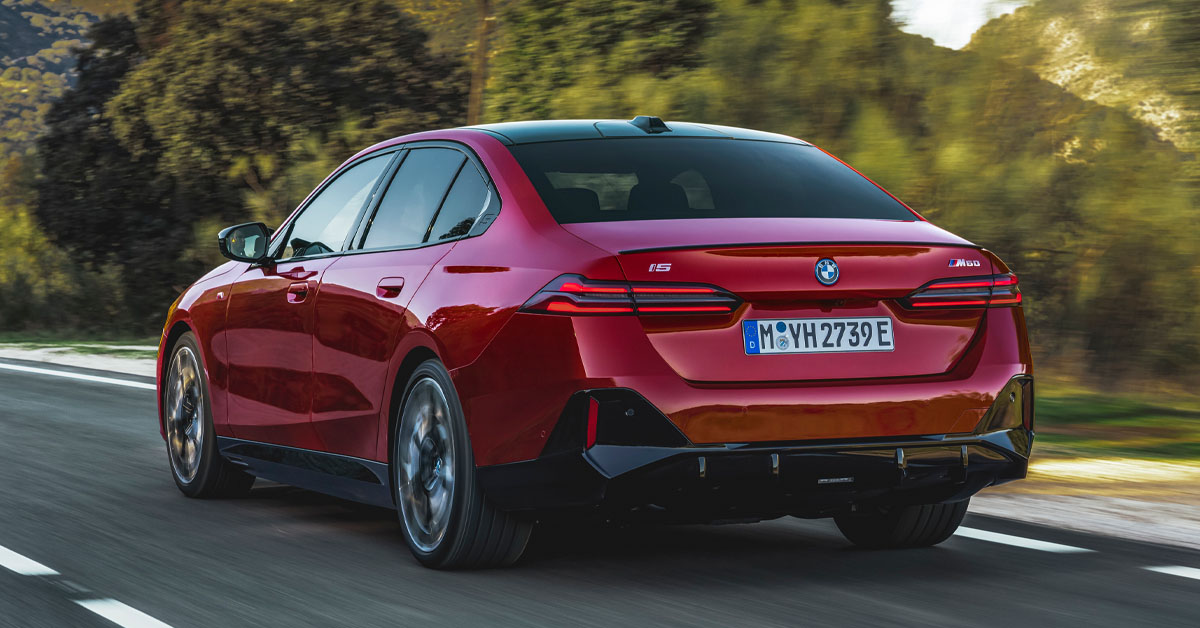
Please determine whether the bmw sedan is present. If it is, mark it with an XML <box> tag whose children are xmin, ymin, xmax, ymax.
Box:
<box><xmin>158</xmin><ymin>117</ymin><xmax>1033</xmax><ymax>569</ymax></box>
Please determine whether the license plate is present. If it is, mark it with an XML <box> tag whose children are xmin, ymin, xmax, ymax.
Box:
<box><xmin>743</xmin><ymin>317</ymin><xmax>895</xmax><ymax>354</ymax></box>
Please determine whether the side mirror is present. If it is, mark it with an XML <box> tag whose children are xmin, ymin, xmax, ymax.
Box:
<box><xmin>218</xmin><ymin>222</ymin><xmax>271</xmax><ymax>263</ymax></box>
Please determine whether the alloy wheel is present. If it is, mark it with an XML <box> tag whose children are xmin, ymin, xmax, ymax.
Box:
<box><xmin>396</xmin><ymin>377</ymin><xmax>457</xmax><ymax>553</ymax></box>
<box><xmin>165</xmin><ymin>346</ymin><xmax>205</xmax><ymax>484</ymax></box>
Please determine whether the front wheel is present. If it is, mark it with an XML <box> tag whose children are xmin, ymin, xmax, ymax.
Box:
<box><xmin>392</xmin><ymin>360</ymin><xmax>532</xmax><ymax>569</ymax></box>
<box><xmin>163</xmin><ymin>332</ymin><xmax>254</xmax><ymax>498</ymax></box>
<box><xmin>834</xmin><ymin>500</ymin><xmax>969</xmax><ymax>549</ymax></box>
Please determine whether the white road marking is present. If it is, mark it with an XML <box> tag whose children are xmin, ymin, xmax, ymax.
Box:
<box><xmin>1145</xmin><ymin>566</ymin><xmax>1200</xmax><ymax>581</ymax></box>
<box><xmin>75</xmin><ymin>599</ymin><xmax>175</xmax><ymax>628</ymax></box>
<box><xmin>954</xmin><ymin>527</ymin><xmax>1094</xmax><ymax>553</ymax></box>
<box><xmin>0</xmin><ymin>544</ymin><xmax>59</xmax><ymax>576</ymax></box>
<box><xmin>0</xmin><ymin>362</ymin><xmax>155</xmax><ymax>391</ymax></box>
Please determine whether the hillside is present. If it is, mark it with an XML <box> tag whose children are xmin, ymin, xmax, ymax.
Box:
<box><xmin>0</xmin><ymin>0</ymin><xmax>1196</xmax><ymax>382</ymax></box>
<box><xmin>485</xmin><ymin>0</ymin><xmax>1199</xmax><ymax>378</ymax></box>
<box><xmin>0</xmin><ymin>0</ymin><xmax>105</xmax><ymax>157</ymax></box>
<box><xmin>43</xmin><ymin>0</ymin><xmax>131</xmax><ymax>14</ymax></box>
<box><xmin>969</xmin><ymin>0</ymin><xmax>1200</xmax><ymax>159</ymax></box>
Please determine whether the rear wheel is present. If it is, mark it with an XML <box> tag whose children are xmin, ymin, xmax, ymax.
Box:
<box><xmin>392</xmin><ymin>360</ymin><xmax>532</xmax><ymax>569</ymax></box>
<box><xmin>834</xmin><ymin>500</ymin><xmax>968</xmax><ymax>549</ymax></box>
<box><xmin>163</xmin><ymin>332</ymin><xmax>254</xmax><ymax>498</ymax></box>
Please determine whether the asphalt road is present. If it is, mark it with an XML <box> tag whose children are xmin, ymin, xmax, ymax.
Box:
<box><xmin>2</xmin><ymin>357</ymin><xmax>1199</xmax><ymax>628</ymax></box>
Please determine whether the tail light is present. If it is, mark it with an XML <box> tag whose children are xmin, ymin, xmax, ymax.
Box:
<box><xmin>902</xmin><ymin>273</ymin><xmax>1022</xmax><ymax>309</ymax></box>
<box><xmin>520</xmin><ymin>274</ymin><xmax>741</xmax><ymax>316</ymax></box>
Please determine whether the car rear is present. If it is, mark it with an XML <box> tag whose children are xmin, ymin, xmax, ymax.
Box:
<box><xmin>468</xmin><ymin>126</ymin><xmax>1033</xmax><ymax>524</ymax></box>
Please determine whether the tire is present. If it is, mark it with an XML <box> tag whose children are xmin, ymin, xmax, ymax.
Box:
<box><xmin>834</xmin><ymin>500</ymin><xmax>969</xmax><ymax>549</ymax></box>
<box><xmin>163</xmin><ymin>332</ymin><xmax>255</xmax><ymax>498</ymax></box>
<box><xmin>392</xmin><ymin>359</ymin><xmax>532</xmax><ymax>569</ymax></box>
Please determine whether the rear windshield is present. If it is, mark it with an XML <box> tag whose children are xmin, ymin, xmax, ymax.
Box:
<box><xmin>507</xmin><ymin>138</ymin><xmax>916</xmax><ymax>224</ymax></box>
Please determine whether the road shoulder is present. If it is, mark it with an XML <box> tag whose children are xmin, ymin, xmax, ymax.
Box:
<box><xmin>0</xmin><ymin>345</ymin><xmax>156</xmax><ymax>378</ymax></box>
<box><xmin>3</xmin><ymin>351</ymin><xmax>1198</xmax><ymax>553</ymax></box>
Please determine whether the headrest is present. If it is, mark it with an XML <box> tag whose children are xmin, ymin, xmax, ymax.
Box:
<box><xmin>553</xmin><ymin>187</ymin><xmax>602</xmax><ymax>218</ymax></box>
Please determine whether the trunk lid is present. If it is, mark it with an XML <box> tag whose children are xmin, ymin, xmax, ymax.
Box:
<box><xmin>562</xmin><ymin>218</ymin><xmax>992</xmax><ymax>383</ymax></box>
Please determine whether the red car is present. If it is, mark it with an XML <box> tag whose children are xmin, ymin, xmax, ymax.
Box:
<box><xmin>158</xmin><ymin>117</ymin><xmax>1033</xmax><ymax>569</ymax></box>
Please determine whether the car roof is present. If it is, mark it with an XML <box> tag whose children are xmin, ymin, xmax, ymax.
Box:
<box><xmin>460</xmin><ymin>118</ymin><xmax>810</xmax><ymax>146</ymax></box>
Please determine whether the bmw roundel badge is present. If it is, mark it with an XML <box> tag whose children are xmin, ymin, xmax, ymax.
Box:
<box><xmin>815</xmin><ymin>258</ymin><xmax>839</xmax><ymax>286</ymax></box>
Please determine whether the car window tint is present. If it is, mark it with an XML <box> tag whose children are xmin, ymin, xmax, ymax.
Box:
<box><xmin>362</xmin><ymin>148</ymin><xmax>465</xmax><ymax>249</ymax></box>
<box><xmin>509</xmin><ymin>138</ymin><xmax>915</xmax><ymax>223</ymax></box>
<box><xmin>428</xmin><ymin>164</ymin><xmax>490</xmax><ymax>242</ymax></box>
<box><xmin>671</xmin><ymin>169</ymin><xmax>714</xmax><ymax>210</ymax></box>
<box><xmin>280</xmin><ymin>154</ymin><xmax>389</xmax><ymax>260</ymax></box>
<box><xmin>545</xmin><ymin>172</ymin><xmax>637</xmax><ymax>212</ymax></box>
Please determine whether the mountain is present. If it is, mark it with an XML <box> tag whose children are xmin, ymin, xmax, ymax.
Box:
<box><xmin>485</xmin><ymin>0</ymin><xmax>1199</xmax><ymax>377</ymax></box>
<box><xmin>0</xmin><ymin>0</ymin><xmax>110</xmax><ymax>157</ymax></box>
<box><xmin>43</xmin><ymin>0</ymin><xmax>131</xmax><ymax>14</ymax></box>
<box><xmin>968</xmin><ymin>0</ymin><xmax>1200</xmax><ymax>159</ymax></box>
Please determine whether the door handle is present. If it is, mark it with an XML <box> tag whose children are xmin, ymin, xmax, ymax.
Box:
<box><xmin>287</xmin><ymin>281</ymin><xmax>309</xmax><ymax>303</ymax></box>
<box><xmin>278</xmin><ymin>268</ymin><xmax>317</xmax><ymax>280</ymax></box>
<box><xmin>376</xmin><ymin>277</ymin><xmax>405</xmax><ymax>299</ymax></box>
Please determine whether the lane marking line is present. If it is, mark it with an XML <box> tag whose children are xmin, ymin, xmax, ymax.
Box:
<box><xmin>0</xmin><ymin>544</ymin><xmax>59</xmax><ymax>576</ymax></box>
<box><xmin>75</xmin><ymin>599</ymin><xmax>174</xmax><ymax>628</ymax></box>
<box><xmin>0</xmin><ymin>362</ymin><xmax>155</xmax><ymax>391</ymax></box>
<box><xmin>954</xmin><ymin>527</ymin><xmax>1094</xmax><ymax>553</ymax></box>
<box><xmin>1145</xmin><ymin>566</ymin><xmax>1200</xmax><ymax>581</ymax></box>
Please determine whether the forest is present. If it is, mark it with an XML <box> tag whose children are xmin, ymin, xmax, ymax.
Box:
<box><xmin>0</xmin><ymin>0</ymin><xmax>1197</xmax><ymax>387</ymax></box>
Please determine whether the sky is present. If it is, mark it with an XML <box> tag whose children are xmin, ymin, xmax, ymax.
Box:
<box><xmin>891</xmin><ymin>0</ymin><xmax>1030</xmax><ymax>49</ymax></box>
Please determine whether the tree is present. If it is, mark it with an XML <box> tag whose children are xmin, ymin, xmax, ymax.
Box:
<box><xmin>34</xmin><ymin>16</ymin><xmax>178</xmax><ymax>328</ymax></box>
<box><xmin>108</xmin><ymin>0</ymin><xmax>465</xmax><ymax>191</ymax></box>
<box><xmin>34</xmin><ymin>0</ymin><xmax>466</xmax><ymax>331</ymax></box>
<box><xmin>393</xmin><ymin>0</ymin><xmax>502</xmax><ymax>125</ymax></box>
<box><xmin>467</xmin><ymin>0</ymin><xmax>494</xmax><ymax>125</ymax></box>
<box><xmin>487</xmin><ymin>0</ymin><xmax>714</xmax><ymax>119</ymax></box>
<box><xmin>484</xmin><ymin>0</ymin><xmax>1199</xmax><ymax>380</ymax></box>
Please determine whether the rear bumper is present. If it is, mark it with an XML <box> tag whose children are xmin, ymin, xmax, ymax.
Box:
<box><xmin>455</xmin><ymin>307</ymin><xmax>1033</xmax><ymax>467</ymax></box>
<box><xmin>478</xmin><ymin>427</ymin><xmax>1032</xmax><ymax>520</ymax></box>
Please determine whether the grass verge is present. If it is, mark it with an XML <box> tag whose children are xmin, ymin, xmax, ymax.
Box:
<box><xmin>1035</xmin><ymin>386</ymin><xmax>1200</xmax><ymax>461</ymax></box>
<box><xmin>0</xmin><ymin>333</ymin><xmax>159</xmax><ymax>359</ymax></box>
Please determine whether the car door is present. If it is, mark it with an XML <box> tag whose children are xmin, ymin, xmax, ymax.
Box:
<box><xmin>223</xmin><ymin>152</ymin><xmax>394</xmax><ymax>450</ymax></box>
<box><xmin>312</xmin><ymin>145</ymin><xmax>494</xmax><ymax>460</ymax></box>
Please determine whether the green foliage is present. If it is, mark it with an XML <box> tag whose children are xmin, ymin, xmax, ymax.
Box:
<box><xmin>30</xmin><ymin>0</ymin><xmax>466</xmax><ymax>332</ymax></box>
<box><xmin>0</xmin><ymin>0</ymin><xmax>97</xmax><ymax>158</ymax></box>
<box><xmin>396</xmin><ymin>0</ymin><xmax>509</xmax><ymax>58</ymax></box>
<box><xmin>485</xmin><ymin>0</ymin><xmax>1200</xmax><ymax>381</ymax></box>
<box><xmin>239</xmin><ymin>116</ymin><xmax>423</xmax><ymax>228</ymax></box>
<box><xmin>0</xmin><ymin>0</ymin><xmax>1198</xmax><ymax>386</ymax></box>
<box><xmin>108</xmin><ymin>0</ymin><xmax>465</xmax><ymax>185</ymax></box>
<box><xmin>33</xmin><ymin>15</ymin><xmax>179</xmax><ymax>328</ymax></box>
<box><xmin>487</xmin><ymin>0</ymin><xmax>714</xmax><ymax>119</ymax></box>
<box><xmin>1035</xmin><ymin>387</ymin><xmax>1200</xmax><ymax>459</ymax></box>
<box><xmin>0</xmin><ymin>155</ymin><xmax>127</xmax><ymax>331</ymax></box>
<box><xmin>970</xmin><ymin>0</ymin><xmax>1200</xmax><ymax>164</ymax></box>
<box><xmin>43</xmin><ymin>0</ymin><xmax>133</xmax><ymax>15</ymax></box>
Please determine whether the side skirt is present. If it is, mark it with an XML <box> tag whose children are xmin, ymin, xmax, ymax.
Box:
<box><xmin>216</xmin><ymin>437</ymin><xmax>394</xmax><ymax>509</ymax></box>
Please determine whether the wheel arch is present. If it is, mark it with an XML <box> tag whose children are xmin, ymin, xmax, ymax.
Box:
<box><xmin>158</xmin><ymin>320</ymin><xmax>195</xmax><ymax>436</ymax></box>
<box><xmin>385</xmin><ymin>345</ymin><xmax>441</xmax><ymax>465</ymax></box>
<box><xmin>162</xmin><ymin>321</ymin><xmax>193</xmax><ymax>371</ymax></box>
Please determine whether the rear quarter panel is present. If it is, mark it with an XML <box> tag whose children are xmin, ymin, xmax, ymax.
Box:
<box><xmin>370</xmin><ymin>131</ymin><xmax>624</xmax><ymax>462</ymax></box>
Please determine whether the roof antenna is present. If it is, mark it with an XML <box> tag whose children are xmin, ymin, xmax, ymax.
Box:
<box><xmin>629</xmin><ymin>115</ymin><xmax>671</xmax><ymax>134</ymax></box>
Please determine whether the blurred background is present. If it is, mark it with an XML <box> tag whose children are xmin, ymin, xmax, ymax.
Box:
<box><xmin>1</xmin><ymin>0</ymin><xmax>1198</xmax><ymax>460</ymax></box>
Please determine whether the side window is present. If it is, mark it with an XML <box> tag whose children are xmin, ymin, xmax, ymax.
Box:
<box><xmin>429</xmin><ymin>163</ymin><xmax>490</xmax><ymax>241</ymax></box>
<box><xmin>280</xmin><ymin>154</ymin><xmax>390</xmax><ymax>260</ymax></box>
<box><xmin>362</xmin><ymin>148</ymin><xmax>465</xmax><ymax>250</ymax></box>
